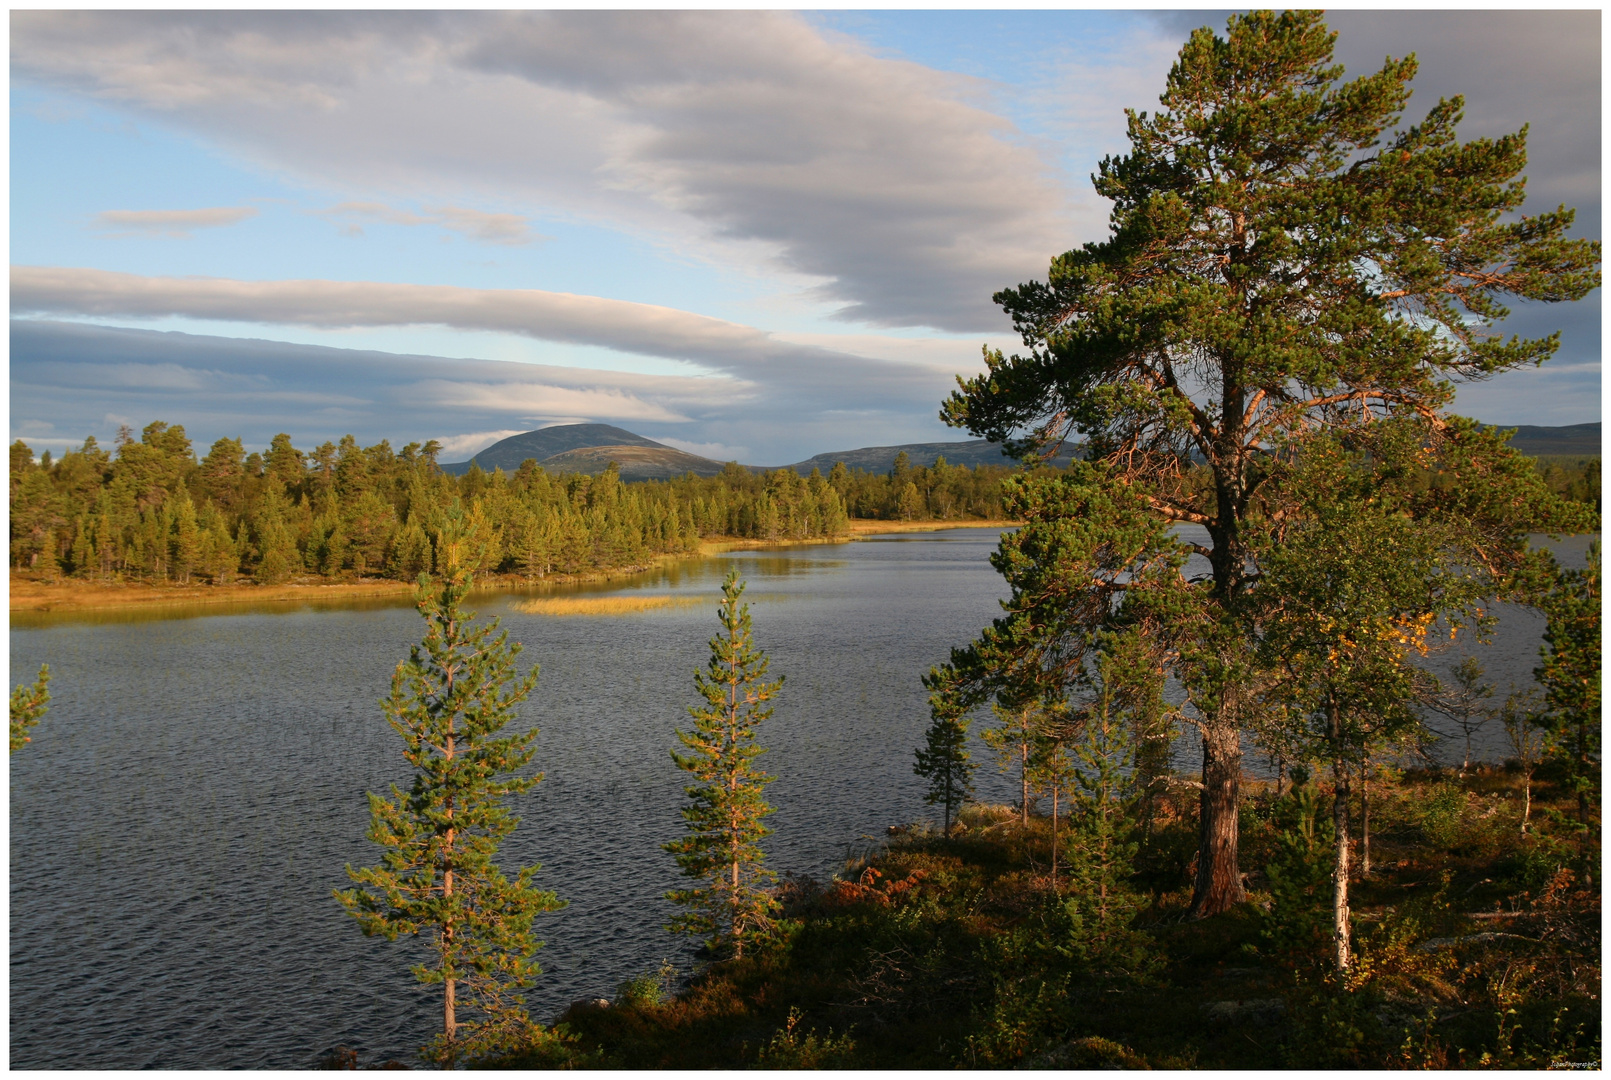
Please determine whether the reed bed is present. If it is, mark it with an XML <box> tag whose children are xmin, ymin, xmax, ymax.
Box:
<box><xmin>513</xmin><ymin>594</ymin><xmax>702</xmax><ymax>616</ymax></box>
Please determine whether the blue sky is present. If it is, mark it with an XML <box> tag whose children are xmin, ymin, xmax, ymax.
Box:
<box><xmin>11</xmin><ymin>10</ymin><xmax>1601</xmax><ymax>465</ymax></box>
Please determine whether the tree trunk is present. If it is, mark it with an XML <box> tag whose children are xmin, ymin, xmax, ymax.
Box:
<box><xmin>444</xmin><ymin>964</ymin><xmax>456</xmax><ymax>1053</ymax></box>
<box><xmin>1359</xmin><ymin>753</ymin><xmax>1370</xmax><ymax>877</ymax></box>
<box><xmin>1520</xmin><ymin>767</ymin><xmax>1533</xmax><ymax>835</ymax></box>
<box><xmin>1051</xmin><ymin>780</ymin><xmax>1059</xmax><ymax>885</ymax></box>
<box><xmin>443</xmin><ymin>868</ymin><xmax>457</xmax><ymax>1057</ymax></box>
<box><xmin>1188</xmin><ymin>721</ymin><xmax>1244</xmax><ymax>918</ymax></box>
<box><xmin>1020</xmin><ymin>742</ymin><xmax>1030</xmax><ymax>826</ymax></box>
<box><xmin>1332</xmin><ymin>758</ymin><xmax>1351</xmax><ymax>973</ymax></box>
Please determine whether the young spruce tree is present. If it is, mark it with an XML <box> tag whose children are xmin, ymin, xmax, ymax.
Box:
<box><xmin>665</xmin><ymin>570</ymin><xmax>782</xmax><ymax>960</ymax></box>
<box><xmin>913</xmin><ymin>692</ymin><xmax>976</xmax><ymax>839</ymax></box>
<box><xmin>10</xmin><ymin>664</ymin><xmax>50</xmax><ymax>752</ymax></box>
<box><xmin>335</xmin><ymin>520</ymin><xmax>562</xmax><ymax>1066</ymax></box>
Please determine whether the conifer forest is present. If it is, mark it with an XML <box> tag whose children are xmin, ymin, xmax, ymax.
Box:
<box><xmin>10</xmin><ymin>11</ymin><xmax>1602</xmax><ymax>1071</ymax></box>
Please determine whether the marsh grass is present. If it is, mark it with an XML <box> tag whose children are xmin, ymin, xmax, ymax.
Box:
<box><xmin>513</xmin><ymin>594</ymin><xmax>703</xmax><ymax>616</ymax></box>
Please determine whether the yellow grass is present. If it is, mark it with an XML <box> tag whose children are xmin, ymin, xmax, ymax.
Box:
<box><xmin>513</xmin><ymin>594</ymin><xmax>701</xmax><ymax>616</ymax></box>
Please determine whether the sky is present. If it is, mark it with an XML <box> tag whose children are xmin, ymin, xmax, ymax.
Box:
<box><xmin>9</xmin><ymin>9</ymin><xmax>1602</xmax><ymax>466</ymax></box>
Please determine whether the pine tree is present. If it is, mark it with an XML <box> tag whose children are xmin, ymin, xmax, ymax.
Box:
<box><xmin>665</xmin><ymin>570</ymin><xmax>782</xmax><ymax>960</ymax></box>
<box><xmin>913</xmin><ymin>687</ymin><xmax>976</xmax><ymax>838</ymax></box>
<box><xmin>1052</xmin><ymin>644</ymin><xmax>1154</xmax><ymax>978</ymax></box>
<box><xmin>1427</xmin><ymin>657</ymin><xmax>1494</xmax><ymax>775</ymax></box>
<box><xmin>335</xmin><ymin>521</ymin><xmax>563</xmax><ymax>1066</ymax></box>
<box><xmin>10</xmin><ymin>664</ymin><xmax>50</xmax><ymax>752</ymax></box>
<box><xmin>984</xmin><ymin>698</ymin><xmax>1047</xmax><ymax>826</ymax></box>
<box><xmin>941</xmin><ymin>10</ymin><xmax>1600</xmax><ymax>917</ymax></box>
<box><xmin>1062</xmin><ymin>676</ymin><xmax>1142</xmax><ymax>943</ymax></box>
<box><xmin>171</xmin><ymin>490</ymin><xmax>201</xmax><ymax>584</ymax></box>
<box><xmin>1535</xmin><ymin>543</ymin><xmax>1601</xmax><ymax>835</ymax></box>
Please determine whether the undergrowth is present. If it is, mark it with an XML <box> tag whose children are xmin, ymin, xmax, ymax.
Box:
<box><xmin>477</xmin><ymin>766</ymin><xmax>1599</xmax><ymax>1069</ymax></box>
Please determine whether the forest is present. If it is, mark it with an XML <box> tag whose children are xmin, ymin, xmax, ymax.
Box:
<box><xmin>7</xmin><ymin>426</ymin><xmax>1017</xmax><ymax>587</ymax></box>
<box><xmin>7</xmin><ymin>426</ymin><xmax>1592</xmax><ymax>590</ymax></box>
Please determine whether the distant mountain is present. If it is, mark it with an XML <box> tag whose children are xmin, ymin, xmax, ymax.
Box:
<box><xmin>441</xmin><ymin>424</ymin><xmax>675</xmax><ymax>475</ymax></box>
<box><xmin>777</xmin><ymin>439</ymin><xmax>1074</xmax><ymax>475</ymax></box>
<box><xmin>535</xmin><ymin>444</ymin><xmax>731</xmax><ymax>481</ymax></box>
<box><xmin>1490</xmin><ymin>422</ymin><xmax>1601</xmax><ymax>458</ymax></box>
<box><xmin>442</xmin><ymin>420</ymin><xmax>1598</xmax><ymax>483</ymax></box>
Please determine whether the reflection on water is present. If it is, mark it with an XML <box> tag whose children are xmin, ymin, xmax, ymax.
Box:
<box><xmin>8</xmin><ymin>593</ymin><xmax>416</xmax><ymax>629</ymax></box>
<box><xmin>9</xmin><ymin>527</ymin><xmax>1592</xmax><ymax>1067</ymax></box>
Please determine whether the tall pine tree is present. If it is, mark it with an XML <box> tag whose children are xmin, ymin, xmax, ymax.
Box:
<box><xmin>336</xmin><ymin>520</ymin><xmax>563</xmax><ymax>1066</ymax></box>
<box><xmin>665</xmin><ymin>570</ymin><xmax>783</xmax><ymax>960</ymax></box>
<box><xmin>941</xmin><ymin>11</ymin><xmax>1600</xmax><ymax>916</ymax></box>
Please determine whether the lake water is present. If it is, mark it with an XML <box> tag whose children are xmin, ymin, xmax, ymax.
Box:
<box><xmin>9</xmin><ymin>527</ymin><xmax>1593</xmax><ymax>1067</ymax></box>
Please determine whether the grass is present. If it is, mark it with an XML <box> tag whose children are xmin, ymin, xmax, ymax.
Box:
<box><xmin>512</xmin><ymin>594</ymin><xmax>703</xmax><ymax>616</ymax></box>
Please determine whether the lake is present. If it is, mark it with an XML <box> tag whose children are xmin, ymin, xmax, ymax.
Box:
<box><xmin>9</xmin><ymin>526</ymin><xmax>1593</xmax><ymax>1067</ymax></box>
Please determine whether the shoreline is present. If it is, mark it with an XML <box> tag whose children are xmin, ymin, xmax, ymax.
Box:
<box><xmin>9</xmin><ymin>520</ymin><xmax>1017</xmax><ymax>616</ymax></box>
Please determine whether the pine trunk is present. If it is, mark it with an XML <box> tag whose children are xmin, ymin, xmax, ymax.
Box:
<box><xmin>1051</xmin><ymin>781</ymin><xmax>1059</xmax><ymax>885</ymax></box>
<box><xmin>1020</xmin><ymin>742</ymin><xmax>1030</xmax><ymax>826</ymax></box>
<box><xmin>1188</xmin><ymin>720</ymin><xmax>1244</xmax><ymax>918</ymax></box>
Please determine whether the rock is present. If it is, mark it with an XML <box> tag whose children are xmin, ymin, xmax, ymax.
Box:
<box><xmin>1415</xmin><ymin>931</ymin><xmax>1535</xmax><ymax>952</ymax></box>
<box><xmin>1200</xmin><ymin>998</ymin><xmax>1287</xmax><ymax>1025</ymax></box>
<box><xmin>1024</xmin><ymin>1035</ymin><xmax>1149</xmax><ymax>1069</ymax></box>
<box><xmin>313</xmin><ymin>1046</ymin><xmax>359</xmax><ymax>1070</ymax></box>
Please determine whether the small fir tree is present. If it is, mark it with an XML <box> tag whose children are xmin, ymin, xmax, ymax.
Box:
<box><xmin>665</xmin><ymin>570</ymin><xmax>783</xmax><ymax>960</ymax></box>
<box><xmin>1063</xmin><ymin>658</ymin><xmax>1140</xmax><ymax>928</ymax></box>
<box><xmin>913</xmin><ymin>687</ymin><xmax>976</xmax><ymax>838</ymax></box>
<box><xmin>335</xmin><ymin>521</ymin><xmax>562</xmax><ymax>1066</ymax></box>
<box><xmin>10</xmin><ymin>664</ymin><xmax>51</xmax><ymax>752</ymax></box>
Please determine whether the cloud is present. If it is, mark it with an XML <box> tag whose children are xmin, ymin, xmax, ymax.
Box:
<box><xmin>1327</xmin><ymin>10</ymin><xmax>1600</xmax><ymax>235</ymax></box>
<box><xmin>91</xmin><ymin>205</ymin><xmax>259</xmax><ymax>237</ymax></box>
<box><xmin>430</xmin><ymin>428</ymin><xmax>529</xmax><ymax>459</ymax></box>
<box><xmin>10</xmin><ymin>265</ymin><xmax>954</xmax><ymax>410</ymax></box>
<box><xmin>404</xmin><ymin>379</ymin><xmax>693</xmax><ymax>423</ymax></box>
<box><xmin>12</xmin><ymin>319</ymin><xmax>1594</xmax><ymax>473</ymax></box>
<box><xmin>10</xmin><ymin>319</ymin><xmax>993</xmax><ymax>466</ymax></box>
<box><xmin>11</xmin><ymin>11</ymin><xmax>1074</xmax><ymax>331</ymax></box>
<box><xmin>317</xmin><ymin>201</ymin><xmax>537</xmax><ymax>245</ymax></box>
<box><xmin>654</xmin><ymin>436</ymin><xmax>751</xmax><ymax>462</ymax></box>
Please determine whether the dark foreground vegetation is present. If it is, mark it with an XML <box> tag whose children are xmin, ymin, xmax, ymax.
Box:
<box><xmin>487</xmin><ymin>763</ymin><xmax>1599</xmax><ymax>1070</ymax></box>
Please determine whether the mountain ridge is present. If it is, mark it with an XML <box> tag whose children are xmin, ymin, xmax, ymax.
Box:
<box><xmin>441</xmin><ymin>421</ymin><xmax>1599</xmax><ymax>479</ymax></box>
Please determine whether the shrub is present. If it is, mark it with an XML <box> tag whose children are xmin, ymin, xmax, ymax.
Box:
<box><xmin>1418</xmin><ymin>782</ymin><xmax>1468</xmax><ymax>849</ymax></box>
<box><xmin>755</xmin><ymin>1007</ymin><xmax>857</xmax><ymax>1069</ymax></box>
